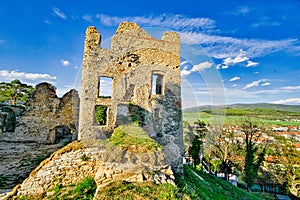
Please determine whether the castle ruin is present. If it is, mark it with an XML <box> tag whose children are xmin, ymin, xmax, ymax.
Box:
<box><xmin>79</xmin><ymin>22</ymin><xmax>183</xmax><ymax>171</ymax></box>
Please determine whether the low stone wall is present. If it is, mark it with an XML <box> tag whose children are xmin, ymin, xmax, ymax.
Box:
<box><xmin>6</xmin><ymin>141</ymin><xmax>175</xmax><ymax>199</ymax></box>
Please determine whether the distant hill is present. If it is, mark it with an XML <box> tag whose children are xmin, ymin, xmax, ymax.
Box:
<box><xmin>184</xmin><ymin>103</ymin><xmax>300</xmax><ymax>113</ymax></box>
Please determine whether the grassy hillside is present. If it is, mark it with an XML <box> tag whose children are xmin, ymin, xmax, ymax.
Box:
<box><xmin>177</xmin><ymin>165</ymin><xmax>265</xmax><ymax>200</ymax></box>
<box><xmin>183</xmin><ymin>103</ymin><xmax>300</xmax><ymax>126</ymax></box>
<box><xmin>184</xmin><ymin>103</ymin><xmax>300</xmax><ymax>113</ymax></box>
<box><xmin>15</xmin><ymin>165</ymin><xmax>266</xmax><ymax>200</ymax></box>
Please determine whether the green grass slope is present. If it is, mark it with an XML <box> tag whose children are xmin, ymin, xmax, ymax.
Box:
<box><xmin>176</xmin><ymin>165</ymin><xmax>264</xmax><ymax>200</ymax></box>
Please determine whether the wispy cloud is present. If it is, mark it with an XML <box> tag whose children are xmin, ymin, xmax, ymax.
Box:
<box><xmin>246</xmin><ymin>60</ymin><xmax>259</xmax><ymax>67</ymax></box>
<box><xmin>0</xmin><ymin>70</ymin><xmax>57</xmax><ymax>85</ymax></box>
<box><xmin>191</xmin><ymin>61</ymin><xmax>213</xmax><ymax>72</ymax></box>
<box><xmin>229</xmin><ymin>76</ymin><xmax>240</xmax><ymax>82</ymax></box>
<box><xmin>52</xmin><ymin>7</ymin><xmax>67</xmax><ymax>20</ymax></box>
<box><xmin>223</xmin><ymin>49</ymin><xmax>249</xmax><ymax>66</ymax></box>
<box><xmin>0</xmin><ymin>40</ymin><xmax>5</xmax><ymax>44</ymax></box>
<box><xmin>182</xmin><ymin>32</ymin><xmax>299</xmax><ymax>59</ymax></box>
<box><xmin>272</xmin><ymin>98</ymin><xmax>300</xmax><ymax>105</ymax></box>
<box><xmin>261</xmin><ymin>82</ymin><xmax>271</xmax><ymax>86</ymax></box>
<box><xmin>243</xmin><ymin>79</ymin><xmax>267</xmax><ymax>89</ymax></box>
<box><xmin>82</xmin><ymin>14</ymin><xmax>93</xmax><ymax>22</ymax></box>
<box><xmin>93</xmin><ymin>14</ymin><xmax>299</xmax><ymax>59</ymax></box>
<box><xmin>96</xmin><ymin>14</ymin><xmax>215</xmax><ymax>32</ymax></box>
<box><xmin>60</xmin><ymin>59</ymin><xmax>71</xmax><ymax>67</ymax></box>
<box><xmin>281</xmin><ymin>85</ymin><xmax>300</xmax><ymax>90</ymax></box>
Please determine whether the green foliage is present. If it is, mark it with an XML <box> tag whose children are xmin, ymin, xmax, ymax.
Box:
<box><xmin>109</xmin><ymin>125</ymin><xmax>162</xmax><ymax>153</ymax></box>
<box><xmin>175</xmin><ymin>165</ymin><xmax>264</xmax><ymax>200</ymax></box>
<box><xmin>95</xmin><ymin>105</ymin><xmax>107</xmax><ymax>125</ymax></box>
<box><xmin>81</xmin><ymin>154</ymin><xmax>89</xmax><ymax>161</ymax></box>
<box><xmin>242</xmin><ymin>120</ymin><xmax>266</xmax><ymax>191</ymax></box>
<box><xmin>128</xmin><ymin>103</ymin><xmax>145</xmax><ymax>126</ymax></box>
<box><xmin>73</xmin><ymin>177</ymin><xmax>97</xmax><ymax>199</ymax></box>
<box><xmin>189</xmin><ymin>135</ymin><xmax>202</xmax><ymax>168</ymax></box>
<box><xmin>45</xmin><ymin>177</ymin><xmax>96</xmax><ymax>200</ymax></box>
<box><xmin>0</xmin><ymin>79</ymin><xmax>34</xmax><ymax>105</ymax></box>
<box><xmin>96</xmin><ymin>181</ymin><xmax>179</xmax><ymax>200</ymax></box>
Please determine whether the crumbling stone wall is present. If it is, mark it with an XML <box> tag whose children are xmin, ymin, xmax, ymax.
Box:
<box><xmin>7</xmin><ymin>141</ymin><xmax>174</xmax><ymax>199</ymax></box>
<box><xmin>13</xmin><ymin>82</ymin><xmax>79</xmax><ymax>143</ymax></box>
<box><xmin>79</xmin><ymin>22</ymin><xmax>183</xmax><ymax>172</ymax></box>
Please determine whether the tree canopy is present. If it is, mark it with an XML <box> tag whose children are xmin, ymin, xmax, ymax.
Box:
<box><xmin>0</xmin><ymin>79</ymin><xmax>34</xmax><ymax>105</ymax></box>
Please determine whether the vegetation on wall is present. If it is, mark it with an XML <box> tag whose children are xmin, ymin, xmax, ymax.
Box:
<box><xmin>95</xmin><ymin>105</ymin><xmax>107</xmax><ymax>125</ymax></box>
<box><xmin>109</xmin><ymin>124</ymin><xmax>162</xmax><ymax>153</ymax></box>
<box><xmin>128</xmin><ymin>102</ymin><xmax>145</xmax><ymax>126</ymax></box>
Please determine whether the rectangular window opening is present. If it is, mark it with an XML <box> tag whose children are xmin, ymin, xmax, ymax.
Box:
<box><xmin>151</xmin><ymin>74</ymin><xmax>164</xmax><ymax>95</ymax></box>
<box><xmin>98</xmin><ymin>77</ymin><xmax>112</xmax><ymax>98</ymax></box>
<box><xmin>95</xmin><ymin>105</ymin><xmax>108</xmax><ymax>126</ymax></box>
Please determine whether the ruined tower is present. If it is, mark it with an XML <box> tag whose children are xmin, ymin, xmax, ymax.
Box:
<box><xmin>79</xmin><ymin>22</ymin><xmax>183</xmax><ymax>171</ymax></box>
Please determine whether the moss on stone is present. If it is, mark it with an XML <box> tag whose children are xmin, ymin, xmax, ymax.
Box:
<box><xmin>109</xmin><ymin>125</ymin><xmax>162</xmax><ymax>153</ymax></box>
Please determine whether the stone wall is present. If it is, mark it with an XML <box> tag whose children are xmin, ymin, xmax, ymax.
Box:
<box><xmin>6</xmin><ymin>141</ymin><xmax>175</xmax><ymax>199</ymax></box>
<box><xmin>79</xmin><ymin>22</ymin><xmax>183</xmax><ymax>173</ymax></box>
<box><xmin>11</xmin><ymin>82</ymin><xmax>80</xmax><ymax>144</ymax></box>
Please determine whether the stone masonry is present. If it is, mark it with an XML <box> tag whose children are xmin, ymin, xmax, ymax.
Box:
<box><xmin>79</xmin><ymin>22</ymin><xmax>183</xmax><ymax>172</ymax></box>
<box><xmin>12</xmin><ymin>82</ymin><xmax>80</xmax><ymax>144</ymax></box>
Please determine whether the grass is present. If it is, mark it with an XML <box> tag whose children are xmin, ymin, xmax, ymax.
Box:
<box><xmin>95</xmin><ymin>181</ymin><xmax>179</xmax><ymax>200</ymax></box>
<box><xmin>14</xmin><ymin>177</ymin><xmax>97</xmax><ymax>200</ymax></box>
<box><xmin>109</xmin><ymin>124</ymin><xmax>162</xmax><ymax>153</ymax></box>
<box><xmin>176</xmin><ymin>165</ymin><xmax>265</xmax><ymax>200</ymax></box>
<box><xmin>183</xmin><ymin>107</ymin><xmax>300</xmax><ymax>126</ymax></box>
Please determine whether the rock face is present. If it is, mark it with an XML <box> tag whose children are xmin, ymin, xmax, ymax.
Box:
<box><xmin>6</xmin><ymin>141</ymin><xmax>175</xmax><ymax>199</ymax></box>
<box><xmin>0</xmin><ymin>141</ymin><xmax>71</xmax><ymax>192</ymax></box>
<box><xmin>79</xmin><ymin>22</ymin><xmax>183</xmax><ymax>173</ymax></box>
<box><xmin>12</xmin><ymin>83</ymin><xmax>80</xmax><ymax>144</ymax></box>
<box><xmin>0</xmin><ymin>83</ymin><xmax>80</xmax><ymax>192</ymax></box>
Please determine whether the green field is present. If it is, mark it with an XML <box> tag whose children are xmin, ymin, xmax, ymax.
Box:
<box><xmin>183</xmin><ymin>106</ymin><xmax>300</xmax><ymax>126</ymax></box>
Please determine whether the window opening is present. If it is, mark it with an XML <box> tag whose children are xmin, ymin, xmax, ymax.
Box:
<box><xmin>151</xmin><ymin>74</ymin><xmax>164</xmax><ymax>95</ymax></box>
<box><xmin>95</xmin><ymin>105</ymin><xmax>108</xmax><ymax>125</ymax></box>
<box><xmin>98</xmin><ymin>77</ymin><xmax>112</xmax><ymax>98</ymax></box>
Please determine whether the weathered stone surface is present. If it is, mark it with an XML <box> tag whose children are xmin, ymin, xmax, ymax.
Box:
<box><xmin>5</xmin><ymin>141</ymin><xmax>175</xmax><ymax>199</ymax></box>
<box><xmin>79</xmin><ymin>22</ymin><xmax>183</xmax><ymax>173</ymax></box>
<box><xmin>10</xmin><ymin>83</ymin><xmax>80</xmax><ymax>144</ymax></box>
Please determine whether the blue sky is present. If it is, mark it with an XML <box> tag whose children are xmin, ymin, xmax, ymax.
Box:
<box><xmin>0</xmin><ymin>0</ymin><xmax>300</xmax><ymax>108</ymax></box>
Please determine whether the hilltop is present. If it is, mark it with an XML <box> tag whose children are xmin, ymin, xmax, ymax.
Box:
<box><xmin>184</xmin><ymin>103</ymin><xmax>300</xmax><ymax>113</ymax></box>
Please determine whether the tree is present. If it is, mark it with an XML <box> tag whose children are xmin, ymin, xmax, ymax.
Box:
<box><xmin>188</xmin><ymin>120</ymin><xmax>207</xmax><ymax>169</ymax></box>
<box><xmin>0</xmin><ymin>80</ymin><xmax>34</xmax><ymax>105</ymax></box>
<box><xmin>242</xmin><ymin>119</ymin><xmax>266</xmax><ymax>192</ymax></box>
<box><xmin>189</xmin><ymin>135</ymin><xmax>202</xmax><ymax>168</ymax></box>
<box><xmin>266</xmin><ymin>137</ymin><xmax>300</xmax><ymax>196</ymax></box>
<box><xmin>207</xmin><ymin>129</ymin><xmax>242</xmax><ymax>181</ymax></box>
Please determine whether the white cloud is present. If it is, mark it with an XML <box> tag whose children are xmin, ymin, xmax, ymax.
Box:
<box><xmin>83</xmin><ymin>14</ymin><xmax>93</xmax><ymax>22</ymax></box>
<box><xmin>247</xmin><ymin>60</ymin><xmax>259</xmax><ymax>67</ymax></box>
<box><xmin>229</xmin><ymin>76</ymin><xmax>240</xmax><ymax>82</ymax></box>
<box><xmin>221</xmin><ymin>65</ymin><xmax>229</xmax><ymax>69</ymax></box>
<box><xmin>60</xmin><ymin>59</ymin><xmax>71</xmax><ymax>67</ymax></box>
<box><xmin>223</xmin><ymin>49</ymin><xmax>249</xmax><ymax>66</ymax></box>
<box><xmin>272</xmin><ymin>98</ymin><xmax>300</xmax><ymax>105</ymax></box>
<box><xmin>191</xmin><ymin>61</ymin><xmax>213</xmax><ymax>72</ymax></box>
<box><xmin>261</xmin><ymin>82</ymin><xmax>271</xmax><ymax>86</ymax></box>
<box><xmin>281</xmin><ymin>85</ymin><xmax>300</xmax><ymax>90</ymax></box>
<box><xmin>0</xmin><ymin>70</ymin><xmax>57</xmax><ymax>85</ymax></box>
<box><xmin>96</xmin><ymin>14</ymin><xmax>215</xmax><ymax>31</ymax></box>
<box><xmin>243</xmin><ymin>79</ymin><xmax>267</xmax><ymax>89</ymax></box>
<box><xmin>52</xmin><ymin>7</ymin><xmax>67</xmax><ymax>20</ymax></box>
<box><xmin>181</xmin><ymin>69</ymin><xmax>191</xmax><ymax>76</ymax></box>
<box><xmin>182</xmin><ymin>31</ymin><xmax>299</xmax><ymax>59</ymax></box>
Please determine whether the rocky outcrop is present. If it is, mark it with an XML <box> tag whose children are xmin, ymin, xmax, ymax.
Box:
<box><xmin>5</xmin><ymin>141</ymin><xmax>175</xmax><ymax>199</ymax></box>
<box><xmin>11</xmin><ymin>83</ymin><xmax>79</xmax><ymax>144</ymax></box>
